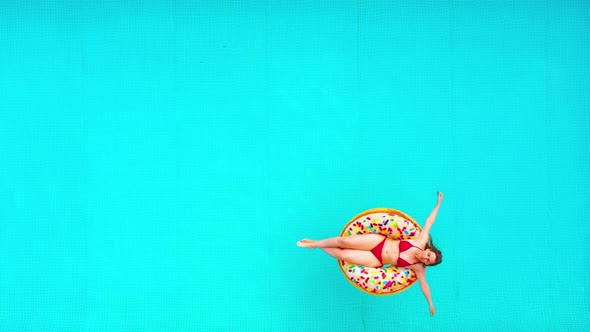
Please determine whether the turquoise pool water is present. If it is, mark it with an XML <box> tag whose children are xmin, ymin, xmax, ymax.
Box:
<box><xmin>1</xmin><ymin>1</ymin><xmax>589</xmax><ymax>331</ymax></box>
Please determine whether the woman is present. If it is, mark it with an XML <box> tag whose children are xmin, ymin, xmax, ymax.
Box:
<box><xmin>297</xmin><ymin>192</ymin><xmax>443</xmax><ymax>316</ymax></box>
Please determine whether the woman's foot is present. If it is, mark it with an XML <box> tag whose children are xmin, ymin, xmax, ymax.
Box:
<box><xmin>296</xmin><ymin>238</ymin><xmax>317</xmax><ymax>249</ymax></box>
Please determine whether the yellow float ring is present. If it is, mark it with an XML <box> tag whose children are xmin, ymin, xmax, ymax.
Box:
<box><xmin>338</xmin><ymin>208</ymin><xmax>422</xmax><ymax>296</ymax></box>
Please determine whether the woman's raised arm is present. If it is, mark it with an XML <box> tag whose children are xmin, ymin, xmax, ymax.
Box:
<box><xmin>417</xmin><ymin>192</ymin><xmax>443</xmax><ymax>246</ymax></box>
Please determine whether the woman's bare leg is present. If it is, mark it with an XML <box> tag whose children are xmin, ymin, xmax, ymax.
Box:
<box><xmin>297</xmin><ymin>233</ymin><xmax>385</xmax><ymax>250</ymax></box>
<box><xmin>321</xmin><ymin>248</ymin><xmax>382</xmax><ymax>267</ymax></box>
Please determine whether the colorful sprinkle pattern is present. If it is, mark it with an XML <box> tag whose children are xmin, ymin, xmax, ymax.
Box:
<box><xmin>338</xmin><ymin>208</ymin><xmax>421</xmax><ymax>296</ymax></box>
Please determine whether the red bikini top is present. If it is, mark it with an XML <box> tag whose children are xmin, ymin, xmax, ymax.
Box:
<box><xmin>397</xmin><ymin>240</ymin><xmax>422</xmax><ymax>267</ymax></box>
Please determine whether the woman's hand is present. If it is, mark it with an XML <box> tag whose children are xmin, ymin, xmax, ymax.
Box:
<box><xmin>437</xmin><ymin>191</ymin><xmax>444</xmax><ymax>203</ymax></box>
<box><xmin>429</xmin><ymin>305</ymin><xmax>436</xmax><ymax>316</ymax></box>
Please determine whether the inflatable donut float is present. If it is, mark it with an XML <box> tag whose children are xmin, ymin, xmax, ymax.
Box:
<box><xmin>339</xmin><ymin>208</ymin><xmax>422</xmax><ymax>296</ymax></box>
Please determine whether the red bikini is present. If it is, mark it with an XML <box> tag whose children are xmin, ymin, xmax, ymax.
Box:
<box><xmin>370</xmin><ymin>238</ymin><xmax>422</xmax><ymax>268</ymax></box>
<box><xmin>396</xmin><ymin>240</ymin><xmax>422</xmax><ymax>267</ymax></box>
<box><xmin>370</xmin><ymin>237</ymin><xmax>387</xmax><ymax>266</ymax></box>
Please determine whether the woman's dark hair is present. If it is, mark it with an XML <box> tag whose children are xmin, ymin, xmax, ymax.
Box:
<box><xmin>426</xmin><ymin>236</ymin><xmax>443</xmax><ymax>266</ymax></box>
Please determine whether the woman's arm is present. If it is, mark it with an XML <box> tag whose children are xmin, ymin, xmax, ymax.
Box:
<box><xmin>417</xmin><ymin>192</ymin><xmax>443</xmax><ymax>246</ymax></box>
<box><xmin>415</xmin><ymin>268</ymin><xmax>436</xmax><ymax>316</ymax></box>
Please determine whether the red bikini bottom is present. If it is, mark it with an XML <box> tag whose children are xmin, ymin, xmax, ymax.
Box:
<box><xmin>370</xmin><ymin>237</ymin><xmax>387</xmax><ymax>267</ymax></box>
